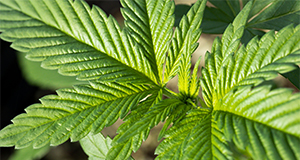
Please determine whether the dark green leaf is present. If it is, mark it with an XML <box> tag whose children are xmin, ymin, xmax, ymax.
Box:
<box><xmin>202</xmin><ymin>0</ymin><xmax>300</xmax><ymax>44</ymax></box>
<box><xmin>17</xmin><ymin>52</ymin><xmax>86</xmax><ymax>89</ymax></box>
<box><xmin>174</xmin><ymin>4</ymin><xmax>190</xmax><ymax>26</ymax></box>
<box><xmin>282</xmin><ymin>66</ymin><xmax>300</xmax><ymax>90</ymax></box>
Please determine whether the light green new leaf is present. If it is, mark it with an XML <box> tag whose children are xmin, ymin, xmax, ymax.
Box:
<box><xmin>178</xmin><ymin>49</ymin><xmax>202</xmax><ymax>99</ymax></box>
<box><xmin>178</xmin><ymin>31</ymin><xmax>202</xmax><ymax>98</ymax></box>
<box><xmin>80</xmin><ymin>132</ymin><xmax>135</xmax><ymax>160</ymax></box>
<box><xmin>0</xmin><ymin>81</ymin><xmax>159</xmax><ymax>149</ymax></box>
<box><xmin>0</xmin><ymin>0</ymin><xmax>156</xmax><ymax>84</ymax></box>
<box><xmin>164</xmin><ymin>0</ymin><xmax>206</xmax><ymax>83</ymax></box>
<box><xmin>178</xmin><ymin>30</ymin><xmax>192</xmax><ymax>95</ymax></box>
<box><xmin>80</xmin><ymin>132</ymin><xmax>112</xmax><ymax>160</ymax></box>
<box><xmin>121</xmin><ymin>0</ymin><xmax>175</xmax><ymax>83</ymax></box>
<box><xmin>188</xmin><ymin>56</ymin><xmax>202</xmax><ymax>99</ymax></box>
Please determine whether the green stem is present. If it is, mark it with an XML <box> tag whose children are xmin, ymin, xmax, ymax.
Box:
<box><xmin>187</xmin><ymin>98</ymin><xmax>198</xmax><ymax>108</ymax></box>
<box><xmin>197</xmin><ymin>97</ymin><xmax>209</xmax><ymax>108</ymax></box>
<box><xmin>162</xmin><ymin>87</ymin><xmax>178</xmax><ymax>99</ymax></box>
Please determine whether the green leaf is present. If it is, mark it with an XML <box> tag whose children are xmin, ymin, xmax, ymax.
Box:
<box><xmin>80</xmin><ymin>132</ymin><xmax>112</xmax><ymax>160</ymax></box>
<box><xmin>201</xmin><ymin>0</ymin><xmax>248</xmax><ymax>34</ymax></box>
<box><xmin>213</xmin><ymin>86</ymin><xmax>300</xmax><ymax>159</ymax></box>
<box><xmin>178</xmin><ymin>30</ymin><xmax>192</xmax><ymax>95</ymax></box>
<box><xmin>202</xmin><ymin>0</ymin><xmax>300</xmax><ymax>43</ymax></box>
<box><xmin>203</xmin><ymin>2</ymin><xmax>300</xmax><ymax>107</ymax></box>
<box><xmin>1</xmin><ymin>0</ymin><xmax>300</xmax><ymax>159</ymax></box>
<box><xmin>17</xmin><ymin>52</ymin><xmax>85</xmax><ymax>89</ymax></box>
<box><xmin>0</xmin><ymin>81</ymin><xmax>159</xmax><ymax>149</ymax></box>
<box><xmin>174</xmin><ymin>4</ymin><xmax>190</xmax><ymax>27</ymax></box>
<box><xmin>188</xmin><ymin>56</ymin><xmax>202</xmax><ymax>99</ymax></box>
<box><xmin>0</xmin><ymin>0</ymin><xmax>156</xmax><ymax>84</ymax></box>
<box><xmin>158</xmin><ymin>2</ymin><xmax>300</xmax><ymax>159</ymax></box>
<box><xmin>181</xmin><ymin>114</ymin><xmax>227</xmax><ymax>160</ymax></box>
<box><xmin>200</xmin><ymin>4</ymin><xmax>233</xmax><ymax>34</ymax></box>
<box><xmin>178</xmin><ymin>31</ymin><xmax>202</xmax><ymax>98</ymax></box>
<box><xmin>247</xmin><ymin>0</ymin><xmax>300</xmax><ymax>31</ymax></box>
<box><xmin>106</xmin><ymin>90</ymin><xmax>162</xmax><ymax>160</ymax></box>
<box><xmin>107</xmin><ymin>96</ymin><xmax>192</xmax><ymax>160</ymax></box>
<box><xmin>80</xmin><ymin>132</ymin><xmax>135</xmax><ymax>160</ymax></box>
<box><xmin>201</xmin><ymin>1</ymin><xmax>252</xmax><ymax>107</ymax></box>
<box><xmin>282</xmin><ymin>66</ymin><xmax>300</xmax><ymax>90</ymax></box>
<box><xmin>172</xmin><ymin>86</ymin><xmax>300</xmax><ymax>159</ymax></box>
<box><xmin>116</xmin><ymin>99</ymin><xmax>188</xmax><ymax>144</ymax></box>
<box><xmin>155</xmin><ymin>109</ymin><xmax>210</xmax><ymax>159</ymax></box>
<box><xmin>164</xmin><ymin>0</ymin><xmax>206</xmax><ymax>83</ymax></box>
<box><xmin>202</xmin><ymin>0</ymin><xmax>300</xmax><ymax>89</ymax></box>
<box><xmin>121</xmin><ymin>0</ymin><xmax>175</xmax><ymax>83</ymax></box>
<box><xmin>216</xmin><ymin>24</ymin><xmax>299</xmax><ymax>105</ymax></box>
<box><xmin>184</xmin><ymin>2</ymin><xmax>300</xmax><ymax>159</ymax></box>
<box><xmin>9</xmin><ymin>145</ymin><xmax>50</xmax><ymax>160</ymax></box>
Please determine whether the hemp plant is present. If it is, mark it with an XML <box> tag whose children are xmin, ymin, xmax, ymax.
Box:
<box><xmin>0</xmin><ymin>0</ymin><xmax>299</xmax><ymax>159</ymax></box>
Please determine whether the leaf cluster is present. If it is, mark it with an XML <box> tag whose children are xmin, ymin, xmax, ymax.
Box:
<box><xmin>0</xmin><ymin>0</ymin><xmax>299</xmax><ymax>159</ymax></box>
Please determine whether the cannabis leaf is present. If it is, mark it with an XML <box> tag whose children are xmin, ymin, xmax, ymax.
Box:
<box><xmin>178</xmin><ymin>0</ymin><xmax>300</xmax><ymax>90</ymax></box>
<box><xmin>282</xmin><ymin>66</ymin><xmax>300</xmax><ymax>89</ymax></box>
<box><xmin>158</xmin><ymin>1</ymin><xmax>300</xmax><ymax>159</ymax></box>
<box><xmin>80</xmin><ymin>132</ymin><xmax>135</xmax><ymax>160</ymax></box>
<box><xmin>202</xmin><ymin>0</ymin><xmax>300</xmax><ymax>43</ymax></box>
<box><xmin>214</xmin><ymin>86</ymin><xmax>300</xmax><ymax>158</ymax></box>
<box><xmin>1</xmin><ymin>0</ymin><xmax>300</xmax><ymax>159</ymax></box>
<box><xmin>164</xmin><ymin>0</ymin><xmax>206</xmax><ymax>83</ymax></box>
<box><xmin>121</xmin><ymin>0</ymin><xmax>175</xmax><ymax>83</ymax></box>
<box><xmin>106</xmin><ymin>89</ymin><xmax>162</xmax><ymax>160</ymax></box>
<box><xmin>155</xmin><ymin>109</ymin><xmax>210</xmax><ymax>159</ymax></box>
<box><xmin>8</xmin><ymin>145</ymin><xmax>50</xmax><ymax>160</ymax></box>
<box><xmin>17</xmin><ymin>51</ymin><xmax>84</xmax><ymax>89</ymax></box>
<box><xmin>0</xmin><ymin>81</ymin><xmax>159</xmax><ymax>148</ymax></box>
<box><xmin>0</xmin><ymin>0</ymin><xmax>156</xmax><ymax>84</ymax></box>
<box><xmin>80</xmin><ymin>133</ymin><xmax>111</xmax><ymax>160</ymax></box>
<box><xmin>100</xmin><ymin>1</ymin><xmax>206</xmax><ymax>159</ymax></box>
<box><xmin>201</xmin><ymin>2</ymin><xmax>300</xmax><ymax>107</ymax></box>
